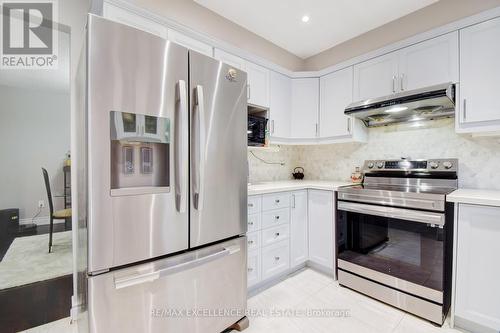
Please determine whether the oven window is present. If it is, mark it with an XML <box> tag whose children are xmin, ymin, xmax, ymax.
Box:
<box><xmin>337</xmin><ymin>210</ymin><xmax>445</xmax><ymax>291</ymax></box>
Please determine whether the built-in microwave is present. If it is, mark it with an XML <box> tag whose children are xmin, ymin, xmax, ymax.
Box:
<box><xmin>247</xmin><ymin>114</ymin><xmax>267</xmax><ymax>146</ymax></box>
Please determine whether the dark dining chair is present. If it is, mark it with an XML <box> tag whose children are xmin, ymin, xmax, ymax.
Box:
<box><xmin>42</xmin><ymin>168</ymin><xmax>72</xmax><ymax>253</ymax></box>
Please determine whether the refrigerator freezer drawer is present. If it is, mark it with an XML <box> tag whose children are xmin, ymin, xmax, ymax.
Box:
<box><xmin>88</xmin><ymin>237</ymin><xmax>247</xmax><ymax>333</ymax></box>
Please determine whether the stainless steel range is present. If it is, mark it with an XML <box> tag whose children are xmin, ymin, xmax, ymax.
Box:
<box><xmin>336</xmin><ymin>158</ymin><xmax>458</xmax><ymax>325</ymax></box>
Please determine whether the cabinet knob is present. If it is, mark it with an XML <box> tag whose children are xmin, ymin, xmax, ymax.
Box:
<box><xmin>248</xmin><ymin>203</ymin><xmax>254</xmax><ymax>208</ymax></box>
<box><xmin>248</xmin><ymin>221</ymin><xmax>254</xmax><ymax>225</ymax></box>
<box><xmin>275</xmin><ymin>232</ymin><xmax>280</xmax><ymax>237</ymax></box>
<box><xmin>275</xmin><ymin>216</ymin><xmax>280</xmax><ymax>220</ymax></box>
<box><xmin>274</xmin><ymin>256</ymin><xmax>280</xmax><ymax>261</ymax></box>
<box><xmin>275</xmin><ymin>199</ymin><xmax>280</xmax><ymax>204</ymax></box>
<box><xmin>248</xmin><ymin>240</ymin><xmax>254</xmax><ymax>244</ymax></box>
<box><xmin>247</xmin><ymin>268</ymin><xmax>253</xmax><ymax>272</ymax></box>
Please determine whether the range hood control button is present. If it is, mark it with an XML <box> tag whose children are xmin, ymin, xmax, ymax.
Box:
<box><xmin>443</xmin><ymin>161</ymin><xmax>453</xmax><ymax>169</ymax></box>
<box><xmin>368</xmin><ymin>162</ymin><xmax>374</xmax><ymax>169</ymax></box>
<box><xmin>377</xmin><ymin>162</ymin><xmax>384</xmax><ymax>169</ymax></box>
<box><xmin>430</xmin><ymin>162</ymin><xmax>439</xmax><ymax>169</ymax></box>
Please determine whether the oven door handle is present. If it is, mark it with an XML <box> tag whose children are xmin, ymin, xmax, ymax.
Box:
<box><xmin>337</xmin><ymin>201</ymin><xmax>445</xmax><ymax>226</ymax></box>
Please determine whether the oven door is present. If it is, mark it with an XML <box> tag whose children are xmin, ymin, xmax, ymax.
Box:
<box><xmin>337</xmin><ymin>201</ymin><xmax>446</xmax><ymax>303</ymax></box>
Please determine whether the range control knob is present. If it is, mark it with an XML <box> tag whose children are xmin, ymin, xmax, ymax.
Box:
<box><xmin>430</xmin><ymin>161</ymin><xmax>439</xmax><ymax>169</ymax></box>
<box><xmin>377</xmin><ymin>162</ymin><xmax>384</xmax><ymax>169</ymax></box>
<box><xmin>367</xmin><ymin>162</ymin><xmax>375</xmax><ymax>169</ymax></box>
<box><xmin>443</xmin><ymin>161</ymin><xmax>453</xmax><ymax>169</ymax></box>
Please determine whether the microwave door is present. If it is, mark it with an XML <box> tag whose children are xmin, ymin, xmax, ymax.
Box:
<box><xmin>87</xmin><ymin>16</ymin><xmax>189</xmax><ymax>272</ymax></box>
<box><xmin>189</xmin><ymin>52</ymin><xmax>248</xmax><ymax>248</ymax></box>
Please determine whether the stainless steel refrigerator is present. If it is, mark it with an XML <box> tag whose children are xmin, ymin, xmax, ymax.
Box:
<box><xmin>76</xmin><ymin>14</ymin><xmax>248</xmax><ymax>333</ymax></box>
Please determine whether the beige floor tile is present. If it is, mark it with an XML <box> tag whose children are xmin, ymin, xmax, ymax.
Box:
<box><xmin>393</xmin><ymin>314</ymin><xmax>464</xmax><ymax>333</ymax></box>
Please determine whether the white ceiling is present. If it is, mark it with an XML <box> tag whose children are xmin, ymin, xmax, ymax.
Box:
<box><xmin>194</xmin><ymin>0</ymin><xmax>439</xmax><ymax>59</ymax></box>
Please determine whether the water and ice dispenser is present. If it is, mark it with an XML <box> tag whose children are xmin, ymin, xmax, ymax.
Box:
<box><xmin>110</xmin><ymin>111</ymin><xmax>170</xmax><ymax>194</ymax></box>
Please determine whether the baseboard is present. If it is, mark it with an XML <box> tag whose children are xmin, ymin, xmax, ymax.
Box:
<box><xmin>306</xmin><ymin>260</ymin><xmax>336</xmax><ymax>279</ymax></box>
<box><xmin>19</xmin><ymin>217</ymin><xmax>64</xmax><ymax>226</ymax></box>
<box><xmin>454</xmin><ymin>316</ymin><xmax>498</xmax><ymax>333</ymax></box>
<box><xmin>247</xmin><ymin>261</ymin><xmax>336</xmax><ymax>298</ymax></box>
<box><xmin>248</xmin><ymin>264</ymin><xmax>306</xmax><ymax>297</ymax></box>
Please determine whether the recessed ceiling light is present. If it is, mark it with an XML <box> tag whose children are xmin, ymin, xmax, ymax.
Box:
<box><xmin>301</xmin><ymin>15</ymin><xmax>310</xmax><ymax>23</ymax></box>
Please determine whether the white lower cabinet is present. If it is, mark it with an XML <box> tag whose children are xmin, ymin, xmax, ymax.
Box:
<box><xmin>247</xmin><ymin>189</ymin><xmax>335</xmax><ymax>290</ymax></box>
<box><xmin>247</xmin><ymin>213</ymin><xmax>261</xmax><ymax>233</ymax></box>
<box><xmin>247</xmin><ymin>249</ymin><xmax>261</xmax><ymax>288</ymax></box>
<box><xmin>247</xmin><ymin>194</ymin><xmax>291</xmax><ymax>289</ymax></box>
<box><xmin>454</xmin><ymin>204</ymin><xmax>500</xmax><ymax>332</ymax></box>
<box><xmin>246</xmin><ymin>231</ymin><xmax>260</xmax><ymax>252</ymax></box>
<box><xmin>307</xmin><ymin>190</ymin><xmax>334</xmax><ymax>270</ymax></box>
<box><xmin>261</xmin><ymin>224</ymin><xmax>289</xmax><ymax>247</ymax></box>
<box><xmin>261</xmin><ymin>240</ymin><xmax>290</xmax><ymax>280</ymax></box>
<box><xmin>290</xmin><ymin>190</ymin><xmax>308</xmax><ymax>267</ymax></box>
<box><xmin>262</xmin><ymin>208</ymin><xmax>289</xmax><ymax>229</ymax></box>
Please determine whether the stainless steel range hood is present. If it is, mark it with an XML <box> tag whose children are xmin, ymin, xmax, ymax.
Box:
<box><xmin>345</xmin><ymin>83</ymin><xmax>455</xmax><ymax>127</ymax></box>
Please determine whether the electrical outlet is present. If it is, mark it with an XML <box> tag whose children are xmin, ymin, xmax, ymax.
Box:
<box><xmin>38</xmin><ymin>200</ymin><xmax>45</xmax><ymax>208</ymax></box>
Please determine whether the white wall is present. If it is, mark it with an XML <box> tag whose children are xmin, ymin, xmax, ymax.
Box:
<box><xmin>0</xmin><ymin>85</ymin><xmax>70</xmax><ymax>221</ymax></box>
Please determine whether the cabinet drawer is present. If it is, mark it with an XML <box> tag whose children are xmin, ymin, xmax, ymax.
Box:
<box><xmin>247</xmin><ymin>249</ymin><xmax>261</xmax><ymax>288</ymax></box>
<box><xmin>261</xmin><ymin>224</ymin><xmax>289</xmax><ymax>247</ymax></box>
<box><xmin>262</xmin><ymin>208</ymin><xmax>289</xmax><ymax>229</ymax></box>
<box><xmin>262</xmin><ymin>192</ymin><xmax>290</xmax><ymax>211</ymax></box>
<box><xmin>246</xmin><ymin>231</ymin><xmax>261</xmax><ymax>251</ymax></box>
<box><xmin>262</xmin><ymin>240</ymin><xmax>290</xmax><ymax>280</ymax></box>
<box><xmin>247</xmin><ymin>213</ymin><xmax>261</xmax><ymax>232</ymax></box>
<box><xmin>248</xmin><ymin>196</ymin><xmax>261</xmax><ymax>215</ymax></box>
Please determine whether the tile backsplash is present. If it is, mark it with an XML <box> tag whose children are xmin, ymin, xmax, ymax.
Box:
<box><xmin>249</xmin><ymin>119</ymin><xmax>500</xmax><ymax>190</ymax></box>
<box><xmin>248</xmin><ymin>145</ymin><xmax>299</xmax><ymax>183</ymax></box>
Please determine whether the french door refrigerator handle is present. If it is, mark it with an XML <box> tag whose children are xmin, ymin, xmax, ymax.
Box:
<box><xmin>337</xmin><ymin>201</ymin><xmax>445</xmax><ymax>225</ymax></box>
<box><xmin>194</xmin><ymin>85</ymin><xmax>206</xmax><ymax>210</ymax></box>
<box><xmin>114</xmin><ymin>245</ymin><xmax>241</xmax><ymax>290</ymax></box>
<box><xmin>175</xmin><ymin>80</ymin><xmax>188</xmax><ymax>213</ymax></box>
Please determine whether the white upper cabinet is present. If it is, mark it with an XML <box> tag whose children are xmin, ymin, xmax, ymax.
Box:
<box><xmin>167</xmin><ymin>29</ymin><xmax>213</xmax><ymax>57</ymax></box>
<box><xmin>290</xmin><ymin>78</ymin><xmax>319</xmax><ymax>139</ymax></box>
<box><xmin>103</xmin><ymin>2</ymin><xmax>168</xmax><ymax>39</ymax></box>
<box><xmin>354</xmin><ymin>32</ymin><xmax>459</xmax><ymax>101</ymax></box>
<box><xmin>214</xmin><ymin>49</ymin><xmax>269</xmax><ymax>108</ymax></box>
<box><xmin>459</xmin><ymin>17</ymin><xmax>500</xmax><ymax>130</ymax></box>
<box><xmin>399</xmin><ymin>31</ymin><xmax>458</xmax><ymax>91</ymax></box>
<box><xmin>290</xmin><ymin>191</ymin><xmax>308</xmax><ymax>267</ymax></box>
<box><xmin>269</xmin><ymin>71</ymin><xmax>292</xmax><ymax>138</ymax></box>
<box><xmin>213</xmin><ymin>49</ymin><xmax>246</xmax><ymax>69</ymax></box>
<box><xmin>246</xmin><ymin>62</ymin><xmax>270</xmax><ymax>108</ymax></box>
<box><xmin>353</xmin><ymin>51</ymin><xmax>399</xmax><ymax>101</ymax></box>
<box><xmin>320</xmin><ymin>67</ymin><xmax>354</xmax><ymax>138</ymax></box>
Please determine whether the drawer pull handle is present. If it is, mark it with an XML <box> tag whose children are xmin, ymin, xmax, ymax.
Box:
<box><xmin>275</xmin><ymin>232</ymin><xmax>280</xmax><ymax>237</ymax></box>
<box><xmin>248</xmin><ymin>268</ymin><xmax>253</xmax><ymax>272</ymax></box>
<box><xmin>274</xmin><ymin>256</ymin><xmax>280</xmax><ymax>261</ymax></box>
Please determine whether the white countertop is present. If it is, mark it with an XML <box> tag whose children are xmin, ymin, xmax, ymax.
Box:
<box><xmin>248</xmin><ymin>180</ymin><xmax>353</xmax><ymax>195</ymax></box>
<box><xmin>447</xmin><ymin>189</ymin><xmax>500</xmax><ymax>207</ymax></box>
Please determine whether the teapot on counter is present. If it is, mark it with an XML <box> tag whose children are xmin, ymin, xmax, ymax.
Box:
<box><xmin>292</xmin><ymin>167</ymin><xmax>305</xmax><ymax>180</ymax></box>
